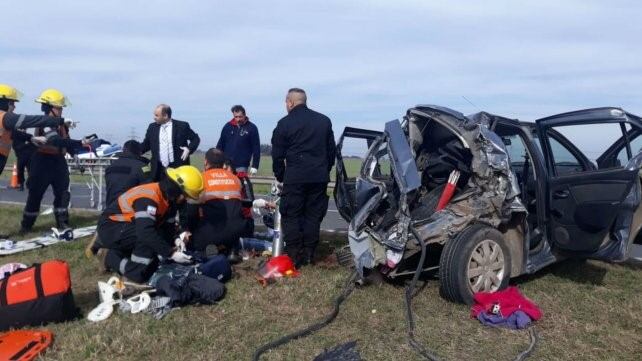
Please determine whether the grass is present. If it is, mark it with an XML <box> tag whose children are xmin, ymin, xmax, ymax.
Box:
<box><xmin>3</xmin><ymin>204</ymin><xmax>639</xmax><ymax>360</ymax></box>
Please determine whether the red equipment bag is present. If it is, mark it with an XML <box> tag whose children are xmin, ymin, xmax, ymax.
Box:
<box><xmin>0</xmin><ymin>260</ymin><xmax>79</xmax><ymax>331</ymax></box>
<box><xmin>0</xmin><ymin>330</ymin><xmax>53</xmax><ymax>361</ymax></box>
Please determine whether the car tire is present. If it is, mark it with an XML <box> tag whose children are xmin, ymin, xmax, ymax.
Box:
<box><xmin>336</xmin><ymin>245</ymin><xmax>355</xmax><ymax>269</ymax></box>
<box><xmin>411</xmin><ymin>184</ymin><xmax>446</xmax><ymax>219</ymax></box>
<box><xmin>438</xmin><ymin>224</ymin><xmax>511</xmax><ymax>304</ymax></box>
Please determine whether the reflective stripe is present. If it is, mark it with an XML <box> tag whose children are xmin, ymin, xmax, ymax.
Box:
<box><xmin>203</xmin><ymin>190</ymin><xmax>242</xmax><ymax>200</ymax></box>
<box><xmin>23</xmin><ymin>211</ymin><xmax>40</xmax><ymax>217</ymax></box>
<box><xmin>119</xmin><ymin>259</ymin><xmax>128</xmax><ymax>274</ymax></box>
<box><xmin>134</xmin><ymin>211</ymin><xmax>156</xmax><ymax>221</ymax></box>
<box><xmin>130</xmin><ymin>254</ymin><xmax>152</xmax><ymax>265</ymax></box>
<box><xmin>165</xmin><ymin>217</ymin><xmax>176</xmax><ymax>224</ymax></box>
<box><xmin>44</xmin><ymin>131</ymin><xmax>57</xmax><ymax>140</ymax></box>
<box><xmin>54</xmin><ymin>207</ymin><xmax>68</xmax><ymax>214</ymax></box>
<box><xmin>110</xmin><ymin>215</ymin><xmax>128</xmax><ymax>222</ymax></box>
<box><xmin>14</xmin><ymin>114</ymin><xmax>26</xmax><ymax>129</ymax></box>
<box><xmin>235</xmin><ymin>167</ymin><xmax>248</xmax><ymax>172</ymax></box>
<box><xmin>118</xmin><ymin>187</ymin><xmax>156</xmax><ymax>213</ymax></box>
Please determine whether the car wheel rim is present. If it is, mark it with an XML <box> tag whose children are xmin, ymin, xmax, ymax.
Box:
<box><xmin>467</xmin><ymin>239</ymin><xmax>505</xmax><ymax>293</ymax></box>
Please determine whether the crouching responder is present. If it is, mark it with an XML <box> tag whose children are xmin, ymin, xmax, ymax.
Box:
<box><xmin>0</xmin><ymin>84</ymin><xmax>70</xmax><ymax>177</ymax></box>
<box><xmin>96</xmin><ymin>165</ymin><xmax>203</xmax><ymax>283</ymax></box>
<box><xmin>104</xmin><ymin>140</ymin><xmax>151</xmax><ymax>206</ymax></box>
<box><xmin>189</xmin><ymin>149</ymin><xmax>248</xmax><ymax>257</ymax></box>
<box><xmin>20</xmin><ymin>89</ymin><xmax>76</xmax><ymax>233</ymax></box>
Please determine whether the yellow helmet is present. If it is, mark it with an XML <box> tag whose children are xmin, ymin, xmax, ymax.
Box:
<box><xmin>35</xmin><ymin>88</ymin><xmax>70</xmax><ymax>108</ymax></box>
<box><xmin>0</xmin><ymin>84</ymin><xmax>23</xmax><ymax>102</ymax></box>
<box><xmin>166</xmin><ymin>165</ymin><xmax>203</xmax><ymax>199</ymax></box>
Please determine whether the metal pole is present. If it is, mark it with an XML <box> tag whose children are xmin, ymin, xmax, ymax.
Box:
<box><xmin>272</xmin><ymin>200</ymin><xmax>284</xmax><ymax>256</ymax></box>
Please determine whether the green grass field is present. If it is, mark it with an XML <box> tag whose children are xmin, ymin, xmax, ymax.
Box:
<box><xmin>1</xmin><ymin>205</ymin><xmax>641</xmax><ymax>360</ymax></box>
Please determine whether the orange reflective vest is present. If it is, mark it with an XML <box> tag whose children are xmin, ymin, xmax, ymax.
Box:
<box><xmin>34</xmin><ymin>125</ymin><xmax>69</xmax><ymax>155</ymax></box>
<box><xmin>202</xmin><ymin>168</ymin><xmax>242</xmax><ymax>202</ymax></box>
<box><xmin>108</xmin><ymin>182</ymin><xmax>169</xmax><ymax>223</ymax></box>
<box><xmin>0</xmin><ymin>111</ymin><xmax>12</xmax><ymax>157</ymax></box>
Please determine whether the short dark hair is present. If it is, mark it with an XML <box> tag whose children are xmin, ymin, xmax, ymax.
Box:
<box><xmin>158</xmin><ymin>104</ymin><xmax>172</xmax><ymax>118</ymax></box>
<box><xmin>288</xmin><ymin>88</ymin><xmax>306</xmax><ymax>96</ymax></box>
<box><xmin>230</xmin><ymin>105</ymin><xmax>245</xmax><ymax>115</ymax></box>
<box><xmin>41</xmin><ymin>103</ymin><xmax>53</xmax><ymax>114</ymax></box>
<box><xmin>123</xmin><ymin>140</ymin><xmax>142</xmax><ymax>156</ymax></box>
<box><xmin>205</xmin><ymin>148</ymin><xmax>227</xmax><ymax>168</ymax></box>
<box><xmin>0</xmin><ymin>99</ymin><xmax>9</xmax><ymax>111</ymax></box>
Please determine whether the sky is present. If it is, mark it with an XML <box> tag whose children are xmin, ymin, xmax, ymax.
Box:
<box><xmin>1</xmin><ymin>0</ymin><xmax>641</xmax><ymax>155</ymax></box>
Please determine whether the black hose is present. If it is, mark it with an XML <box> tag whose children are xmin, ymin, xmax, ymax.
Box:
<box><xmin>406</xmin><ymin>227</ymin><xmax>442</xmax><ymax>361</ymax></box>
<box><xmin>252</xmin><ymin>271</ymin><xmax>358</xmax><ymax>361</ymax></box>
<box><xmin>514</xmin><ymin>328</ymin><xmax>539</xmax><ymax>361</ymax></box>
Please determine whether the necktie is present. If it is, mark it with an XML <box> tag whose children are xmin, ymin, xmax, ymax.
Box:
<box><xmin>160</xmin><ymin>125</ymin><xmax>170</xmax><ymax>167</ymax></box>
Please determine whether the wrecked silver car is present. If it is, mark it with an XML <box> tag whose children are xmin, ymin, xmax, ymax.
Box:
<box><xmin>335</xmin><ymin>105</ymin><xmax>642</xmax><ymax>304</ymax></box>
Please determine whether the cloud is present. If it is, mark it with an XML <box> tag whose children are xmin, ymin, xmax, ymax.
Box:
<box><xmin>1</xmin><ymin>0</ymin><xmax>641</xmax><ymax>150</ymax></box>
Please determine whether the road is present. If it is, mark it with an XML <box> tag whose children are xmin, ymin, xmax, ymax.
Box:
<box><xmin>0</xmin><ymin>182</ymin><xmax>349</xmax><ymax>233</ymax></box>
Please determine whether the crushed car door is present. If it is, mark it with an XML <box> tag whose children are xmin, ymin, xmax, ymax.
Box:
<box><xmin>537</xmin><ymin>117</ymin><xmax>640</xmax><ymax>256</ymax></box>
<box><xmin>333</xmin><ymin>127</ymin><xmax>382</xmax><ymax>222</ymax></box>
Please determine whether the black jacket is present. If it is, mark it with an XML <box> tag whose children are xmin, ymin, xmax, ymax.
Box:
<box><xmin>105</xmin><ymin>153</ymin><xmax>152</xmax><ymax>206</ymax></box>
<box><xmin>141</xmin><ymin>119</ymin><xmax>200</xmax><ymax>180</ymax></box>
<box><xmin>271</xmin><ymin>104</ymin><xmax>336</xmax><ymax>184</ymax></box>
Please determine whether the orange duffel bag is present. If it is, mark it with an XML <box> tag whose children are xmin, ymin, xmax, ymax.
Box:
<box><xmin>0</xmin><ymin>260</ymin><xmax>79</xmax><ymax>331</ymax></box>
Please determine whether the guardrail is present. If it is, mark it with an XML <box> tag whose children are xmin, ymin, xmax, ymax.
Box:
<box><xmin>251</xmin><ymin>176</ymin><xmax>335</xmax><ymax>188</ymax></box>
<box><xmin>3</xmin><ymin>168</ymin><xmax>336</xmax><ymax>189</ymax></box>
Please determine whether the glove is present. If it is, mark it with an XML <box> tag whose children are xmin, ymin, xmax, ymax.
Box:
<box><xmin>64</xmin><ymin>118</ymin><xmax>77</xmax><ymax>129</ymax></box>
<box><xmin>170</xmin><ymin>251</ymin><xmax>192</xmax><ymax>264</ymax></box>
<box><xmin>30</xmin><ymin>136</ymin><xmax>47</xmax><ymax>146</ymax></box>
<box><xmin>252</xmin><ymin>199</ymin><xmax>275</xmax><ymax>209</ymax></box>
<box><xmin>174</xmin><ymin>231</ymin><xmax>191</xmax><ymax>252</ymax></box>
<box><xmin>180</xmin><ymin>146</ymin><xmax>190</xmax><ymax>161</ymax></box>
<box><xmin>249</xmin><ymin>167</ymin><xmax>258</xmax><ymax>176</ymax></box>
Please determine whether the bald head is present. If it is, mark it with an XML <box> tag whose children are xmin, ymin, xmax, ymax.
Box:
<box><xmin>153</xmin><ymin>104</ymin><xmax>172</xmax><ymax>124</ymax></box>
<box><xmin>285</xmin><ymin>88</ymin><xmax>307</xmax><ymax>113</ymax></box>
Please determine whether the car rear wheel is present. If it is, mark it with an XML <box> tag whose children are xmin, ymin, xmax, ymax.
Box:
<box><xmin>439</xmin><ymin>224</ymin><xmax>511</xmax><ymax>304</ymax></box>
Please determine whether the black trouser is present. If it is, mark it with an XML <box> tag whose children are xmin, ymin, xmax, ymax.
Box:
<box><xmin>97</xmin><ymin>217</ymin><xmax>160</xmax><ymax>283</ymax></box>
<box><xmin>0</xmin><ymin>154</ymin><xmax>6</xmax><ymax>177</ymax></box>
<box><xmin>21</xmin><ymin>153</ymin><xmax>70</xmax><ymax>230</ymax></box>
<box><xmin>191</xmin><ymin>219</ymin><xmax>248</xmax><ymax>253</ymax></box>
<box><xmin>16</xmin><ymin>148</ymin><xmax>35</xmax><ymax>186</ymax></box>
<box><xmin>280</xmin><ymin>182</ymin><xmax>329</xmax><ymax>261</ymax></box>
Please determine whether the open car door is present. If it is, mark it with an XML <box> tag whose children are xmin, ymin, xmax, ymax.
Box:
<box><xmin>536</xmin><ymin>108</ymin><xmax>642</xmax><ymax>260</ymax></box>
<box><xmin>333</xmin><ymin>127</ymin><xmax>382</xmax><ymax>222</ymax></box>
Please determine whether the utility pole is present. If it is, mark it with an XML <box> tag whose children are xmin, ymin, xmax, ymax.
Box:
<box><xmin>128</xmin><ymin>127</ymin><xmax>138</xmax><ymax>141</ymax></box>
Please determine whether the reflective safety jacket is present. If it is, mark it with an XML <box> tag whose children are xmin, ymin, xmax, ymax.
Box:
<box><xmin>0</xmin><ymin>110</ymin><xmax>64</xmax><ymax>157</ymax></box>
<box><xmin>103</xmin><ymin>182</ymin><xmax>174</xmax><ymax>257</ymax></box>
<box><xmin>201</xmin><ymin>168</ymin><xmax>242</xmax><ymax>202</ymax></box>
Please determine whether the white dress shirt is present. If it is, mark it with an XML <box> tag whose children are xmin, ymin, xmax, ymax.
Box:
<box><xmin>159</xmin><ymin>120</ymin><xmax>174</xmax><ymax>167</ymax></box>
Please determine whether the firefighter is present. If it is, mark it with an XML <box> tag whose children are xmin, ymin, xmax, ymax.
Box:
<box><xmin>96</xmin><ymin>165</ymin><xmax>203</xmax><ymax>283</ymax></box>
<box><xmin>20</xmin><ymin>89</ymin><xmax>75</xmax><ymax>233</ymax></box>
<box><xmin>104</xmin><ymin>140</ymin><xmax>151</xmax><ymax>206</ymax></box>
<box><xmin>190</xmin><ymin>148</ymin><xmax>249</xmax><ymax>255</ymax></box>
<box><xmin>0</xmin><ymin>84</ymin><xmax>69</xmax><ymax>177</ymax></box>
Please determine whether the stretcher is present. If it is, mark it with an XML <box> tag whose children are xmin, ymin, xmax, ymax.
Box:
<box><xmin>66</xmin><ymin>154</ymin><xmax>116</xmax><ymax>210</ymax></box>
<box><xmin>0</xmin><ymin>225</ymin><xmax>96</xmax><ymax>256</ymax></box>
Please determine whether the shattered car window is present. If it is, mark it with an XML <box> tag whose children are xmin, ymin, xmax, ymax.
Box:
<box><xmin>367</xmin><ymin>142</ymin><xmax>392</xmax><ymax>180</ymax></box>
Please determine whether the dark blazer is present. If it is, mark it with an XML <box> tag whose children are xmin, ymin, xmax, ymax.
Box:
<box><xmin>271</xmin><ymin>104</ymin><xmax>336</xmax><ymax>184</ymax></box>
<box><xmin>141</xmin><ymin>119</ymin><xmax>200</xmax><ymax>180</ymax></box>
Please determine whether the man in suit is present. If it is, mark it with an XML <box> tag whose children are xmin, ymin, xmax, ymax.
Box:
<box><xmin>141</xmin><ymin>104</ymin><xmax>200</xmax><ymax>181</ymax></box>
<box><xmin>271</xmin><ymin>88</ymin><xmax>336</xmax><ymax>267</ymax></box>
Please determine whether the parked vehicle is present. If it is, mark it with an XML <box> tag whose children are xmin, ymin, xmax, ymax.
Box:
<box><xmin>334</xmin><ymin>105</ymin><xmax>642</xmax><ymax>304</ymax></box>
